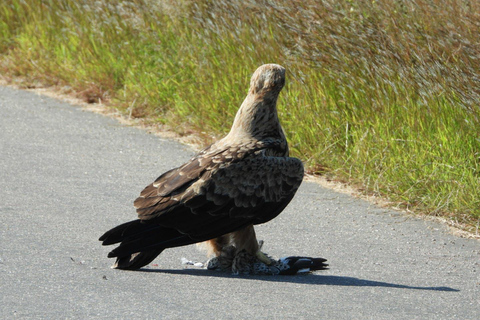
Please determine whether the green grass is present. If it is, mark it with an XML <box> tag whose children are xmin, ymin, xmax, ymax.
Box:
<box><xmin>1</xmin><ymin>0</ymin><xmax>479</xmax><ymax>230</ymax></box>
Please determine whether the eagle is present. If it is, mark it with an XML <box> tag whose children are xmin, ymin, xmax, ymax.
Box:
<box><xmin>99</xmin><ymin>64</ymin><xmax>327</xmax><ymax>275</ymax></box>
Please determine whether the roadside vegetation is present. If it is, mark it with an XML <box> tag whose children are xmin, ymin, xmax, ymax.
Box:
<box><xmin>1</xmin><ymin>0</ymin><xmax>479</xmax><ymax>231</ymax></box>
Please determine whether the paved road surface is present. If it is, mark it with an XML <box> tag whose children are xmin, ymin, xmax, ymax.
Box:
<box><xmin>1</xmin><ymin>86</ymin><xmax>479</xmax><ymax>319</ymax></box>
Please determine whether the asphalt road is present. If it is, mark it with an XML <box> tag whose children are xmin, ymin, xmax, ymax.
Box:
<box><xmin>1</xmin><ymin>85</ymin><xmax>479</xmax><ymax>319</ymax></box>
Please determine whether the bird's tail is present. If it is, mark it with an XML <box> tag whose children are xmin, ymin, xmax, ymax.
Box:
<box><xmin>112</xmin><ymin>249</ymin><xmax>164</xmax><ymax>270</ymax></box>
<box><xmin>99</xmin><ymin>219</ymin><xmax>196</xmax><ymax>270</ymax></box>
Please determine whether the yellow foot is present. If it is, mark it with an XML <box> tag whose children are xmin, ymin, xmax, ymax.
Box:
<box><xmin>256</xmin><ymin>251</ymin><xmax>272</xmax><ymax>265</ymax></box>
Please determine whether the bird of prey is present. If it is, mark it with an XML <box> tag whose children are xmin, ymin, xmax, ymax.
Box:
<box><xmin>99</xmin><ymin>64</ymin><xmax>327</xmax><ymax>275</ymax></box>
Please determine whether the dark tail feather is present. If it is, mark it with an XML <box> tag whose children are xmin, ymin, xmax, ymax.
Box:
<box><xmin>100</xmin><ymin>219</ymin><xmax>197</xmax><ymax>270</ymax></box>
<box><xmin>278</xmin><ymin>256</ymin><xmax>329</xmax><ymax>275</ymax></box>
<box><xmin>287</xmin><ymin>256</ymin><xmax>328</xmax><ymax>271</ymax></box>
<box><xmin>99</xmin><ymin>219</ymin><xmax>159</xmax><ymax>245</ymax></box>
<box><xmin>106</xmin><ymin>230</ymin><xmax>193</xmax><ymax>259</ymax></box>
<box><xmin>309</xmin><ymin>257</ymin><xmax>329</xmax><ymax>271</ymax></box>
<box><xmin>112</xmin><ymin>249</ymin><xmax>164</xmax><ymax>270</ymax></box>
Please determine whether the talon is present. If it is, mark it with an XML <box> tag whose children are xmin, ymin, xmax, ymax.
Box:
<box><xmin>256</xmin><ymin>251</ymin><xmax>272</xmax><ymax>265</ymax></box>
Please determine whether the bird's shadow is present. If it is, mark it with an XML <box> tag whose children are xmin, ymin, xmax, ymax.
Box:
<box><xmin>137</xmin><ymin>268</ymin><xmax>459</xmax><ymax>292</ymax></box>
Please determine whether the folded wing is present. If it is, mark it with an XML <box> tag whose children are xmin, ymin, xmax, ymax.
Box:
<box><xmin>100</xmin><ymin>148</ymin><xmax>304</xmax><ymax>258</ymax></box>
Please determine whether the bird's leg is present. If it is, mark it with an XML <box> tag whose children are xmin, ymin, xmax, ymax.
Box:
<box><xmin>202</xmin><ymin>235</ymin><xmax>236</xmax><ymax>271</ymax></box>
<box><xmin>204</xmin><ymin>235</ymin><xmax>230</xmax><ymax>257</ymax></box>
<box><xmin>256</xmin><ymin>252</ymin><xmax>272</xmax><ymax>265</ymax></box>
<box><xmin>255</xmin><ymin>240</ymin><xmax>273</xmax><ymax>265</ymax></box>
<box><xmin>231</xmin><ymin>225</ymin><xmax>272</xmax><ymax>266</ymax></box>
<box><xmin>205</xmin><ymin>228</ymin><xmax>328</xmax><ymax>275</ymax></box>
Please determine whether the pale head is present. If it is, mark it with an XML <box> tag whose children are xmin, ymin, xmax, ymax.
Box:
<box><xmin>225</xmin><ymin>64</ymin><xmax>287</xmax><ymax>142</ymax></box>
<box><xmin>249</xmin><ymin>64</ymin><xmax>286</xmax><ymax>97</ymax></box>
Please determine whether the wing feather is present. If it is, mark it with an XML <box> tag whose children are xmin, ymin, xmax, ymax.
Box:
<box><xmin>208</xmin><ymin>155</ymin><xmax>303</xmax><ymax>211</ymax></box>
<box><xmin>131</xmin><ymin>141</ymin><xmax>303</xmax><ymax>241</ymax></box>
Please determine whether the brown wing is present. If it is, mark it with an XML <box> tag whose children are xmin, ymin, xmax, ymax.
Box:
<box><xmin>201</xmin><ymin>155</ymin><xmax>304</xmax><ymax>219</ymax></box>
<box><xmin>132</xmin><ymin>149</ymin><xmax>303</xmax><ymax>241</ymax></box>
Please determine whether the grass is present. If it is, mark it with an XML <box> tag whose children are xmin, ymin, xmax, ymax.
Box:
<box><xmin>1</xmin><ymin>0</ymin><xmax>479</xmax><ymax>231</ymax></box>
